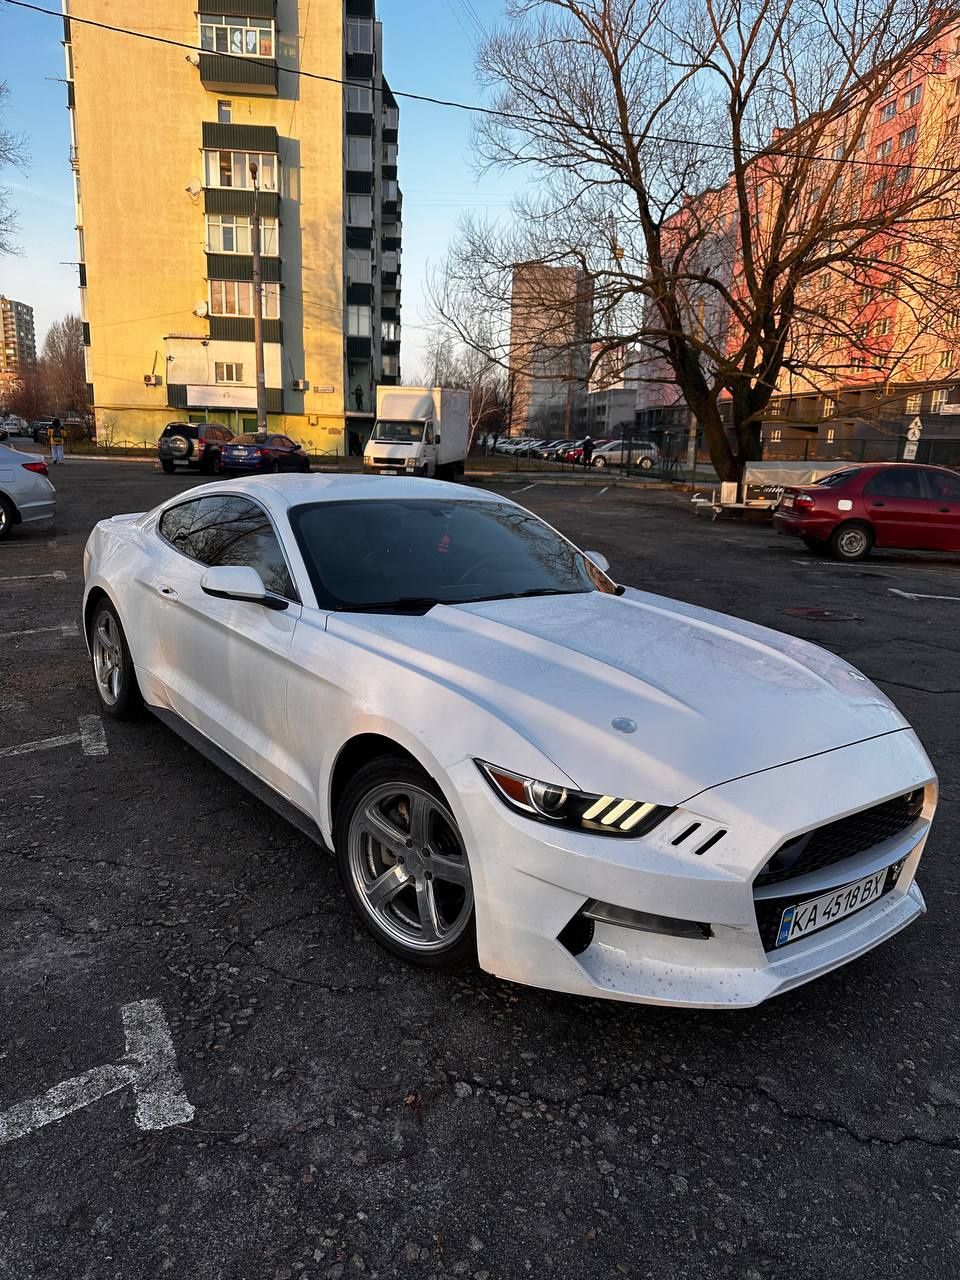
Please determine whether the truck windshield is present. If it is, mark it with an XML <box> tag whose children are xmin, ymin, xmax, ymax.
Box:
<box><xmin>372</xmin><ymin>420</ymin><xmax>425</xmax><ymax>444</ymax></box>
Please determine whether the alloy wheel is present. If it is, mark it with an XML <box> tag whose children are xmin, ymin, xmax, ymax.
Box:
<box><xmin>346</xmin><ymin>781</ymin><xmax>474</xmax><ymax>953</ymax></box>
<box><xmin>92</xmin><ymin>611</ymin><xmax>123</xmax><ymax>705</ymax></box>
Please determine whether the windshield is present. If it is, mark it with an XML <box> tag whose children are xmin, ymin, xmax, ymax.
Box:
<box><xmin>372</xmin><ymin>420</ymin><xmax>424</xmax><ymax>444</ymax></box>
<box><xmin>289</xmin><ymin>498</ymin><xmax>617</xmax><ymax>611</ymax></box>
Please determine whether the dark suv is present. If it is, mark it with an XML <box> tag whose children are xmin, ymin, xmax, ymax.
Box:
<box><xmin>157</xmin><ymin>422</ymin><xmax>233</xmax><ymax>475</ymax></box>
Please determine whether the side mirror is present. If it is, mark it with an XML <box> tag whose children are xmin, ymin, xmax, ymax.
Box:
<box><xmin>434</xmin><ymin>434</ymin><xmax>441</xmax><ymax>446</ymax></box>
<box><xmin>584</xmin><ymin>550</ymin><xmax>610</xmax><ymax>574</ymax></box>
<box><xmin>201</xmin><ymin>565</ymin><xmax>288</xmax><ymax>611</ymax></box>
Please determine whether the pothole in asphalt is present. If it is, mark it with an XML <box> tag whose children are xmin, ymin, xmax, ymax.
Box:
<box><xmin>782</xmin><ymin>607</ymin><xmax>861</xmax><ymax>621</ymax></box>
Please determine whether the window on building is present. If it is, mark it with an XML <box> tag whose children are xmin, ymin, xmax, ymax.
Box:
<box><xmin>346</xmin><ymin>83</ymin><xmax>373</xmax><ymax>112</ymax></box>
<box><xmin>769</xmin><ymin>428</ymin><xmax>782</xmax><ymax>442</ymax></box>
<box><xmin>879</xmin><ymin>100</ymin><xmax>897</xmax><ymax>123</ymax></box>
<box><xmin>347</xmin><ymin>136</ymin><xmax>372</xmax><ymax>169</ymax></box>
<box><xmin>826</xmin><ymin>427</ymin><xmax>836</xmax><ymax>443</ymax></box>
<box><xmin>893</xmin><ymin>165</ymin><xmax>910</xmax><ymax>187</ymax></box>
<box><xmin>898</xmin><ymin>125</ymin><xmax>917</xmax><ymax>149</ymax></box>
<box><xmin>939</xmin><ymin>350</ymin><xmax>952</xmax><ymax>368</ymax></box>
<box><xmin>382</xmin><ymin>354</ymin><xmax>399</xmax><ymax>377</ymax></box>
<box><xmin>209</xmin><ymin>279</ymin><xmax>280</xmax><ymax>319</ymax></box>
<box><xmin>946</xmin><ymin>312</ymin><xmax>960</xmax><ymax>331</ymax></box>
<box><xmin>383</xmin><ymin>107</ymin><xmax>399</xmax><ymax>129</ymax></box>
<box><xmin>204</xmin><ymin>149</ymin><xmax>277</xmax><ymax>191</ymax></box>
<box><xmin>347</xmin><ymin>195</ymin><xmax>372</xmax><ymax>226</ymax></box>
<box><xmin>915</xmin><ymin>353</ymin><xmax>928</xmax><ymax>371</ymax></box>
<box><xmin>77</xmin><ymin>226</ymin><xmax>85</xmax><ymax>260</ymax></box>
<box><xmin>875</xmin><ymin>317</ymin><xmax>891</xmax><ymax>335</ymax></box>
<box><xmin>347</xmin><ymin>17</ymin><xmax>374</xmax><ymax>53</ymax></box>
<box><xmin>346</xmin><ymin>249</ymin><xmax>372</xmax><ymax>283</ymax></box>
<box><xmin>383</xmin><ymin>179</ymin><xmax>398</xmax><ymax>201</ymax></box>
<box><xmin>930</xmin><ymin>388</ymin><xmax>948</xmax><ymax>411</ymax></box>
<box><xmin>347</xmin><ymin>305</ymin><xmax>372</xmax><ymax>336</ymax></box>
<box><xmin>199</xmin><ymin>14</ymin><xmax>274</xmax><ymax>57</ymax></box>
<box><xmin>903</xmin><ymin>85</ymin><xmax>922</xmax><ymax>110</ymax></box>
<box><xmin>384</xmin><ymin>144</ymin><xmax>398</xmax><ymax>165</ymax></box>
<box><xmin>382</xmin><ymin>250</ymin><xmax>398</xmax><ymax>273</ymax></box>
<box><xmin>382</xmin><ymin>320</ymin><xmax>399</xmax><ymax>341</ymax></box>
<box><xmin>832</xmin><ymin>143</ymin><xmax>844</xmax><ymax>160</ymax></box>
<box><xmin>871</xmin><ymin>177</ymin><xmax>887</xmax><ymax>199</ymax></box>
<box><xmin>215</xmin><ymin>362</ymin><xmax>244</xmax><ymax>383</ymax></box>
<box><xmin>887</xmin><ymin>242</ymin><xmax>903</xmax><ymax>261</ymax></box>
<box><xmin>217</xmin><ymin>100</ymin><xmax>232</xmax><ymax>123</ymax></box>
<box><xmin>875</xmin><ymin>137</ymin><xmax>893</xmax><ymax>158</ymax></box>
<box><xmin>206</xmin><ymin>214</ymin><xmax>278</xmax><ymax>255</ymax></box>
<box><xmin>851</xmin><ymin>356</ymin><xmax>866</xmax><ymax>369</ymax></box>
<box><xmin>905</xmin><ymin>391</ymin><xmax>922</xmax><ymax>412</ymax></box>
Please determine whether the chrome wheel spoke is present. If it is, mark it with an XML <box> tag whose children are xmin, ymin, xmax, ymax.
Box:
<box><xmin>415</xmin><ymin>877</ymin><xmax>443</xmax><ymax>942</ymax></box>
<box><xmin>366</xmin><ymin>863</ymin><xmax>412</xmax><ymax>909</ymax></box>
<box><xmin>359</xmin><ymin>802</ymin><xmax>411</xmax><ymax>860</ymax></box>
<box><xmin>407</xmin><ymin>793</ymin><xmax>432</xmax><ymax>847</ymax></box>
<box><xmin>427</xmin><ymin>850</ymin><xmax>470</xmax><ymax>887</ymax></box>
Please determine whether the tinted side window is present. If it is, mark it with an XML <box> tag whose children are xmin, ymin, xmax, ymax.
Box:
<box><xmin>924</xmin><ymin>469</ymin><xmax>960</xmax><ymax>498</ymax></box>
<box><xmin>863</xmin><ymin>469</ymin><xmax>923</xmax><ymax>499</ymax></box>
<box><xmin>158</xmin><ymin>500</ymin><xmax>202</xmax><ymax>553</ymax></box>
<box><xmin>190</xmin><ymin>495</ymin><xmax>294</xmax><ymax>597</ymax></box>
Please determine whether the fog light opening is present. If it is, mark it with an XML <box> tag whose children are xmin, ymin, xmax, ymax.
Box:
<box><xmin>557</xmin><ymin>912</ymin><xmax>595</xmax><ymax>956</ymax></box>
<box><xmin>582</xmin><ymin>900</ymin><xmax>712</xmax><ymax>940</ymax></box>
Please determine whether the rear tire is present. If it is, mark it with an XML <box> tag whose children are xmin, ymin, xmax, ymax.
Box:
<box><xmin>592</xmin><ymin>456</ymin><xmax>607</xmax><ymax>469</ymax></box>
<box><xmin>639</xmin><ymin>456</ymin><xmax>654</xmax><ymax>471</ymax></box>
<box><xmin>160</xmin><ymin>459</ymin><xmax>176</xmax><ymax>474</ymax></box>
<box><xmin>829</xmin><ymin>522</ymin><xmax>872</xmax><ymax>561</ymax></box>
<box><xmin>334</xmin><ymin>755</ymin><xmax>476</xmax><ymax>971</ymax></box>
<box><xmin>89</xmin><ymin>599</ymin><xmax>142</xmax><ymax>720</ymax></box>
<box><xmin>0</xmin><ymin>495</ymin><xmax>15</xmax><ymax>541</ymax></box>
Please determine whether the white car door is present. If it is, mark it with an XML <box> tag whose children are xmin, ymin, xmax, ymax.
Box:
<box><xmin>150</xmin><ymin>493</ymin><xmax>303</xmax><ymax>789</ymax></box>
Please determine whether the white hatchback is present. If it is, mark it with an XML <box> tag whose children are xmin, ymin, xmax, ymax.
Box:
<box><xmin>0</xmin><ymin>443</ymin><xmax>57</xmax><ymax>540</ymax></box>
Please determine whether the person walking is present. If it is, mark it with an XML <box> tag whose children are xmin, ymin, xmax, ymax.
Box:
<box><xmin>581</xmin><ymin>434</ymin><xmax>594</xmax><ymax>468</ymax></box>
<box><xmin>50</xmin><ymin>418</ymin><xmax>65</xmax><ymax>465</ymax></box>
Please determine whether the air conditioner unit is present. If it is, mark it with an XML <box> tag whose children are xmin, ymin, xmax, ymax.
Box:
<box><xmin>292</xmin><ymin>378</ymin><xmax>309</xmax><ymax>391</ymax></box>
<box><xmin>143</xmin><ymin>374</ymin><xmax>162</xmax><ymax>386</ymax></box>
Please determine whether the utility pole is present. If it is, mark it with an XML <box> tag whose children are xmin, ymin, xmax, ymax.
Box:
<box><xmin>250</xmin><ymin>161</ymin><xmax>268</xmax><ymax>434</ymax></box>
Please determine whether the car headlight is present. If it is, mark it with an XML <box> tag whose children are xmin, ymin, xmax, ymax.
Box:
<box><xmin>477</xmin><ymin>762</ymin><xmax>672</xmax><ymax>838</ymax></box>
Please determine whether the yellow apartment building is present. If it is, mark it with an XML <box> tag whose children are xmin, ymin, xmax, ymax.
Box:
<box><xmin>64</xmin><ymin>0</ymin><xmax>402</xmax><ymax>455</ymax></box>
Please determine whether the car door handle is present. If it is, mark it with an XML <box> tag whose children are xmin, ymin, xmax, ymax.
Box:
<box><xmin>160</xmin><ymin>586</ymin><xmax>179</xmax><ymax>601</ymax></box>
<box><xmin>939</xmin><ymin>506</ymin><xmax>951</xmax><ymax>513</ymax></box>
<box><xmin>872</xmin><ymin>501</ymin><xmax>885</xmax><ymax>507</ymax></box>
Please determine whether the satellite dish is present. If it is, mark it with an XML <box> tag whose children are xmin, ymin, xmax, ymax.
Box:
<box><xmin>185</xmin><ymin>52</ymin><xmax>200</xmax><ymax>67</ymax></box>
<box><xmin>185</xmin><ymin>180</ymin><xmax>202</xmax><ymax>197</ymax></box>
<box><xmin>194</xmin><ymin>301</ymin><xmax>208</xmax><ymax>318</ymax></box>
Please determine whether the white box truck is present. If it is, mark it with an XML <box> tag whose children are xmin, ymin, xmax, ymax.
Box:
<box><xmin>364</xmin><ymin>387</ymin><xmax>470</xmax><ymax>480</ymax></box>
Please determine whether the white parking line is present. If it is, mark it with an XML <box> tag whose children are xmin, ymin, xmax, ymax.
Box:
<box><xmin>0</xmin><ymin>571</ymin><xmax>67</xmax><ymax>583</ymax></box>
<box><xmin>515</xmin><ymin>483</ymin><xmax>538</xmax><ymax>493</ymax></box>
<box><xmin>889</xmin><ymin>587</ymin><xmax>960</xmax><ymax>602</ymax></box>
<box><xmin>0</xmin><ymin>715</ymin><xmax>108</xmax><ymax>759</ymax></box>
<box><xmin>0</xmin><ymin>621</ymin><xmax>79</xmax><ymax>641</ymax></box>
<box><xmin>0</xmin><ymin>1000</ymin><xmax>194</xmax><ymax>1145</ymax></box>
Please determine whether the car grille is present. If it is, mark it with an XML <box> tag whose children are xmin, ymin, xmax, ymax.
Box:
<box><xmin>373</xmin><ymin>457</ymin><xmax>402</xmax><ymax>466</ymax></box>
<box><xmin>755</xmin><ymin>789</ymin><xmax>924</xmax><ymax>889</ymax></box>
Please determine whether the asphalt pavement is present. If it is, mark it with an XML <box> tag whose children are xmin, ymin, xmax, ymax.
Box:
<box><xmin>1</xmin><ymin>460</ymin><xmax>958</xmax><ymax>1280</ymax></box>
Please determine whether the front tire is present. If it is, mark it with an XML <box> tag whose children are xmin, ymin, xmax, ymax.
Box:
<box><xmin>592</xmin><ymin>456</ymin><xmax>607</xmax><ymax>469</ymax></box>
<box><xmin>335</xmin><ymin>756</ymin><xmax>476</xmax><ymax>970</ymax></box>
<box><xmin>90</xmin><ymin>600</ymin><xmax>142</xmax><ymax>720</ymax></box>
<box><xmin>829</xmin><ymin>522</ymin><xmax>872</xmax><ymax>561</ymax></box>
<box><xmin>639</xmin><ymin>455</ymin><xmax>654</xmax><ymax>471</ymax></box>
<box><xmin>0</xmin><ymin>496</ymin><xmax>14</xmax><ymax>541</ymax></box>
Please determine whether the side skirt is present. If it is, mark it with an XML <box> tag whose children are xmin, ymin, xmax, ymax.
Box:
<box><xmin>148</xmin><ymin>705</ymin><xmax>329</xmax><ymax>851</ymax></box>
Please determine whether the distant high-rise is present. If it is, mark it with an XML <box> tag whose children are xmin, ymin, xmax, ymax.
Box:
<box><xmin>65</xmin><ymin>0</ymin><xmax>402</xmax><ymax>451</ymax></box>
<box><xmin>509</xmin><ymin>264</ymin><xmax>592</xmax><ymax>435</ymax></box>
<box><xmin>0</xmin><ymin>296</ymin><xmax>37</xmax><ymax>378</ymax></box>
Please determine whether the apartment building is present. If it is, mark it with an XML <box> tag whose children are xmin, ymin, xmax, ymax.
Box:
<box><xmin>0</xmin><ymin>295</ymin><xmax>37</xmax><ymax>379</ymax></box>
<box><xmin>64</xmin><ymin>0</ymin><xmax>402</xmax><ymax>451</ymax></box>
<box><xmin>508</xmin><ymin>263</ymin><xmax>592</xmax><ymax>435</ymax></box>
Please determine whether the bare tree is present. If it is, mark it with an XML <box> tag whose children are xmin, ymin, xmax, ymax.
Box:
<box><xmin>0</xmin><ymin>82</ymin><xmax>28</xmax><ymax>258</ymax></box>
<box><xmin>42</xmin><ymin>316</ymin><xmax>88</xmax><ymax>417</ymax></box>
<box><xmin>435</xmin><ymin>0</ymin><xmax>960</xmax><ymax>481</ymax></box>
<box><xmin>420</xmin><ymin>327</ymin><xmax>511</xmax><ymax>447</ymax></box>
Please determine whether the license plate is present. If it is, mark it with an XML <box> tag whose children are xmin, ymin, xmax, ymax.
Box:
<box><xmin>380</xmin><ymin>468</ymin><xmax>397</xmax><ymax>475</ymax></box>
<box><xmin>781</xmin><ymin>494</ymin><xmax>794</xmax><ymax>508</ymax></box>
<box><xmin>776</xmin><ymin>868</ymin><xmax>889</xmax><ymax>946</ymax></box>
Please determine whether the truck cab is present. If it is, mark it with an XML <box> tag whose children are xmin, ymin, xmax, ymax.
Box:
<box><xmin>365</xmin><ymin>416</ymin><xmax>436</xmax><ymax>477</ymax></box>
<box><xmin>363</xmin><ymin>387</ymin><xmax>469</xmax><ymax>480</ymax></box>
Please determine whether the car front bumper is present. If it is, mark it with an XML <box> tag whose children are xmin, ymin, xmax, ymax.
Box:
<box><xmin>446</xmin><ymin>729</ymin><xmax>935</xmax><ymax>1008</ymax></box>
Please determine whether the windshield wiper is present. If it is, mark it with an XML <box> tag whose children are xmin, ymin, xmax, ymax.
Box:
<box><xmin>336</xmin><ymin>596</ymin><xmax>444</xmax><ymax>614</ymax></box>
<box><xmin>470</xmin><ymin>587</ymin><xmax>588</xmax><ymax>602</ymax></box>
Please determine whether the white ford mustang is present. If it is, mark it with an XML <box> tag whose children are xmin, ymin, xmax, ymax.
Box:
<box><xmin>82</xmin><ymin>475</ymin><xmax>936</xmax><ymax>1007</ymax></box>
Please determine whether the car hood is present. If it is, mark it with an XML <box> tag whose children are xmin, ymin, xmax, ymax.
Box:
<box><xmin>327</xmin><ymin>588</ymin><xmax>908</xmax><ymax>805</ymax></box>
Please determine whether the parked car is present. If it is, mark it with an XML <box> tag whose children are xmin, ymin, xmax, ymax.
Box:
<box><xmin>30</xmin><ymin>420</ymin><xmax>54</xmax><ymax>444</ymax></box>
<box><xmin>157</xmin><ymin>422</ymin><xmax>233</xmax><ymax>475</ymax></box>
<box><xmin>83</xmin><ymin>474</ymin><xmax>935</xmax><ymax>1007</ymax></box>
<box><xmin>222</xmin><ymin>433</ymin><xmax>311</xmax><ymax>474</ymax></box>
<box><xmin>0</xmin><ymin>415</ymin><xmax>27</xmax><ymax>440</ymax></box>
<box><xmin>773</xmin><ymin>462</ymin><xmax>960</xmax><ymax>560</ymax></box>
<box><xmin>592</xmin><ymin>441</ymin><xmax>660</xmax><ymax>471</ymax></box>
<box><xmin>0</xmin><ymin>442</ymin><xmax>56</xmax><ymax>540</ymax></box>
<box><xmin>538</xmin><ymin>439</ymin><xmax>568</xmax><ymax>459</ymax></box>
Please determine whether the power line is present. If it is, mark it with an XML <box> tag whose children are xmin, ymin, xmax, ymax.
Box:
<box><xmin>10</xmin><ymin>0</ymin><xmax>960</xmax><ymax>182</ymax></box>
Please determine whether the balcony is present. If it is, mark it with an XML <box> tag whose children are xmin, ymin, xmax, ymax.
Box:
<box><xmin>209</xmin><ymin>317</ymin><xmax>282</xmax><ymax>343</ymax></box>
<box><xmin>205</xmin><ymin>187</ymin><xmax>280</xmax><ymax>218</ymax></box>
<box><xmin>205</xmin><ymin>253</ymin><xmax>281</xmax><ymax>283</ymax></box>
<box><xmin>199</xmin><ymin>53</ymin><xmax>278</xmax><ymax>96</ymax></box>
<box><xmin>202</xmin><ymin>122</ymin><xmax>278</xmax><ymax>152</ymax></box>
<box><xmin>201</xmin><ymin>0</ymin><xmax>275</xmax><ymax>12</ymax></box>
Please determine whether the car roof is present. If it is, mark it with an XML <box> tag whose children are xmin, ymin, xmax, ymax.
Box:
<box><xmin>150</xmin><ymin>474</ymin><xmax>510</xmax><ymax>515</ymax></box>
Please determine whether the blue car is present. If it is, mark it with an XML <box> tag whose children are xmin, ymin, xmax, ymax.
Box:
<box><xmin>221</xmin><ymin>433</ymin><xmax>311</xmax><ymax>474</ymax></box>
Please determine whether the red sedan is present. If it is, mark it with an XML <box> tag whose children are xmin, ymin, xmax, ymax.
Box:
<box><xmin>773</xmin><ymin>462</ymin><xmax>960</xmax><ymax>560</ymax></box>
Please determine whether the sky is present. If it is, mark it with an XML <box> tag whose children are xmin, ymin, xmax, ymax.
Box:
<box><xmin>0</xmin><ymin>0</ymin><xmax>519</xmax><ymax>376</ymax></box>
